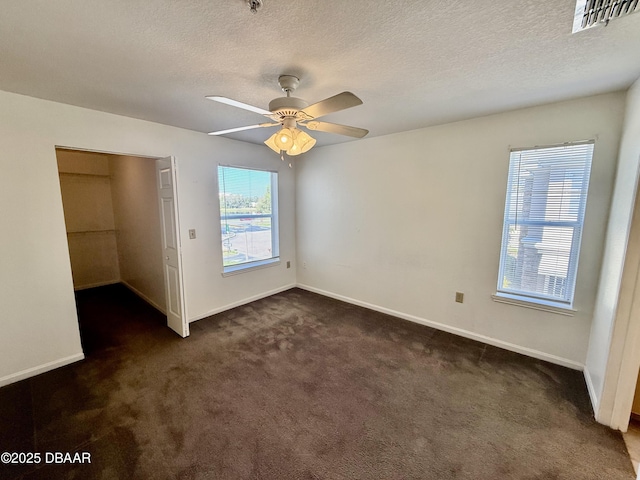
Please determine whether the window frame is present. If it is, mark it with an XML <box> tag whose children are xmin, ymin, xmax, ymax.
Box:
<box><xmin>495</xmin><ymin>140</ymin><xmax>594</xmax><ymax>311</ymax></box>
<box><xmin>217</xmin><ymin>164</ymin><xmax>280</xmax><ymax>276</ymax></box>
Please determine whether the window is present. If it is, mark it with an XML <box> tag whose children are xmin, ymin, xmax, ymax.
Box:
<box><xmin>218</xmin><ymin>165</ymin><xmax>279</xmax><ymax>274</ymax></box>
<box><xmin>496</xmin><ymin>141</ymin><xmax>594</xmax><ymax>308</ymax></box>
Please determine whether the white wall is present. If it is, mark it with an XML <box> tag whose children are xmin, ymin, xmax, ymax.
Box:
<box><xmin>57</xmin><ymin>149</ymin><xmax>120</xmax><ymax>289</ymax></box>
<box><xmin>296</xmin><ymin>92</ymin><xmax>624</xmax><ymax>368</ymax></box>
<box><xmin>109</xmin><ymin>155</ymin><xmax>165</xmax><ymax>312</ymax></box>
<box><xmin>586</xmin><ymin>77</ymin><xmax>640</xmax><ymax>425</ymax></box>
<box><xmin>0</xmin><ymin>89</ymin><xmax>296</xmax><ymax>387</ymax></box>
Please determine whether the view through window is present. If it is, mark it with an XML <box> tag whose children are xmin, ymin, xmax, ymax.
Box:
<box><xmin>218</xmin><ymin>165</ymin><xmax>278</xmax><ymax>272</ymax></box>
<box><xmin>496</xmin><ymin>141</ymin><xmax>594</xmax><ymax>307</ymax></box>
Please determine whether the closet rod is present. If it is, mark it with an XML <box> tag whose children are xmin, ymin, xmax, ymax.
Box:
<box><xmin>67</xmin><ymin>229</ymin><xmax>115</xmax><ymax>235</ymax></box>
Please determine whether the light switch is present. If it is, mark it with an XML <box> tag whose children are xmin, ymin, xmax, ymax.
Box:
<box><xmin>189</xmin><ymin>229</ymin><xmax>196</xmax><ymax>239</ymax></box>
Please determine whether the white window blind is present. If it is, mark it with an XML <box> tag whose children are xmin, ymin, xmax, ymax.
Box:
<box><xmin>218</xmin><ymin>165</ymin><xmax>279</xmax><ymax>273</ymax></box>
<box><xmin>496</xmin><ymin>141</ymin><xmax>594</xmax><ymax>307</ymax></box>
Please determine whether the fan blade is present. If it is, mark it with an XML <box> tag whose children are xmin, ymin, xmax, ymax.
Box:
<box><xmin>208</xmin><ymin>123</ymin><xmax>278</xmax><ymax>136</ymax></box>
<box><xmin>300</xmin><ymin>92</ymin><xmax>363</xmax><ymax>120</ymax></box>
<box><xmin>206</xmin><ymin>96</ymin><xmax>272</xmax><ymax>116</ymax></box>
<box><xmin>303</xmin><ymin>121</ymin><xmax>368</xmax><ymax>138</ymax></box>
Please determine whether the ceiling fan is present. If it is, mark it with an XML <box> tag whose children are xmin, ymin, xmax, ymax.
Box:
<box><xmin>207</xmin><ymin>75</ymin><xmax>368</xmax><ymax>157</ymax></box>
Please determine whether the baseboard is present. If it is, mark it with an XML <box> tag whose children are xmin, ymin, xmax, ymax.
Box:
<box><xmin>297</xmin><ymin>283</ymin><xmax>584</xmax><ymax>371</ymax></box>
<box><xmin>189</xmin><ymin>283</ymin><xmax>297</xmax><ymax>323</ymax></box>
<box><xmin>121</xmin><ymin>280</ymin><xmax>166</xmax><ymax>314</ymax></box>
<box><xmin>74</xmin><ymin>280</ymin><xmax>119</xmax><ymax>291</ymax></box>
<box><xmin>0</xmin><ymin>353</ymin><xmax>85</xmax><ymax>388</ymax></box>
<box><xmin>583</xmin><ymin>365</ymin><xmax>600</xmax><ymax>417</ymax></box>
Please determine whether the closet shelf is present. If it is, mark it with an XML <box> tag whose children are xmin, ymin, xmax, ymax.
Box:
<box><xmin>67</xmin><ymin>230</ymin><xmax>115</xmax><ymax>235</ymax></box>
<box><xmin>59</xmin><ymin>172</ymin><xmax>110</xmax><ymax>178</ymax></box>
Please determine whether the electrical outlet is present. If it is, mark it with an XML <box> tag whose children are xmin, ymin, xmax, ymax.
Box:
<box><xmin>286</xmin><ymin>261</ymin><xmax>291</xmax><ymax>269</ymax></box>
<box><xmin>303</xmin><ymin>261</ymin><xmax>307</xmax><ymax>269</ymax></box>
<box><xmin>455</xmin><ymin>292</ymin><xmax>464</xmax><ymax>303</ymax></box>
<box><xmin>189</xmin><ymin>229</ymin><xmax>196</xmax><ymax>239</ymax></box>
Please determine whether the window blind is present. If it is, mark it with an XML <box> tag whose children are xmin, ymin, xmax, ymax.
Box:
<box><xmin>218</xmin><ymin>165</ymin><xmax>278</xmax><ymax>271</ymax></box>
<box><xmin>497</xmin><ymin>141</ymin><xmax>594</xmax><ymax>306</ymax></box>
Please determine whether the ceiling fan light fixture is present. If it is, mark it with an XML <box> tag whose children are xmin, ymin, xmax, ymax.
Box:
<box><xmin>287</xmin><ymin>142</ymin><xmax>302</xmax><ymax>156</ymax></box>
<box><xmin>274</xmin><ymin>127</ymin><xmax>294</xmax><ymax>150</ymax></box>
<box><xmin>296</xmin><ymin>129</ymin><xmax>316</xmax><ymax>153</ymax></box>
<box><xmin>265</xmin><ymin>127</ymin><xmax>316</xmax><ymax>156</ymax></box>
<box><xmin>264</xmin><ymin>133</ymin><xmax>281</xmax><ymax>153</ymax></box>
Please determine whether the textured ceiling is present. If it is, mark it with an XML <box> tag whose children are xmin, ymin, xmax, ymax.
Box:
<box><xmin>1</xmin><ymin>0</ymin><xmax>639</xmax><ymax>147</ymax></box>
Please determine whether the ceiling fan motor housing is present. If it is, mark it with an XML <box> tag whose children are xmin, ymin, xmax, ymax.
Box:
<box><xmin>268</xmin><ymin>96</ymin><xmax>309</xmax><ymax>120</ymax></box>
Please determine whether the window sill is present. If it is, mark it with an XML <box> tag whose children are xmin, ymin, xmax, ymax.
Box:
<box><xmin>222</xmin><ymin>258</ymin><xmax>280</xmax><ymax>277</ymax></box>
<box><xmin>491</xmin><ymin>293</ymin><xmax>576</xmax><ymax>316</ymax></box>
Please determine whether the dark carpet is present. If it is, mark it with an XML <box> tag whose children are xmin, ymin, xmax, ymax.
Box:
<box><xmin>0</xmin><ymin>284</ymin><xmax>634</xmax><ymax>479</ymax></box>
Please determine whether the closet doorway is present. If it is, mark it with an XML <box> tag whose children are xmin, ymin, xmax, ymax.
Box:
<box><xmin>55</xmin><ymin>148</ymin><xmax>187</xmax><ymax>350</ymax></box>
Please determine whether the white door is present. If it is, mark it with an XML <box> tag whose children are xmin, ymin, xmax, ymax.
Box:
<box><xmin>156</xmin><ymin>156</ymin><xmax>189</xmax><ymax>338</ymax></box>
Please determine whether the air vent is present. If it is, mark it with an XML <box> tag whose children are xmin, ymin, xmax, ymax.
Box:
<box><xmin>573</xmin><ymin>0</ymin><xmax>639</xmax><ymax>33</ymax></box>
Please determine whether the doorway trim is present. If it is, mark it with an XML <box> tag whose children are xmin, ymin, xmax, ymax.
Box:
<box><xmin>598</xmin><ymin>155</ymin><xmax>640</xmax><ymax>431</ymax></box>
